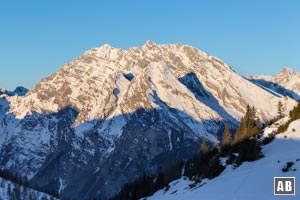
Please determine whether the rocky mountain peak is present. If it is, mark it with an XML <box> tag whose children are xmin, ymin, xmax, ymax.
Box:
<box><xmin>0</xmin><ymin>88</ymin><xmax>6</xmax><ymax>95</ymax></box>
<box><xmin>12</xmin><ymin>86</ymin><xmax>29</xmax><ymax>96</ymax></box>
<box><xmin>277</xmin><ymin>67</ymin><xmax>294</xmax><ymax>74</ymax></box>
<box><xmin>275</xmin><ymin>67</ymin><xmax>295</xmax><ymax>80</ymax></box>
<box><xmin>273</xmin><ymin>67</ymin><xmax>300</xmax><ymax>89</ymax></box>
<box><xmin>0</xmin><ymin>86</ymin><xmax>28</xmax><ymax>96</ymax></box>
<box><xmin>244</xmin><ymin>74</ymin><xmax>253</xmax><ymax>79</ymax></box>
<box><xmin>100</xmin><ymin>43</ymin><xmax>112</xmax><ymax>49</ymax></box>
<box><xmin>143</xmin><ymin>40</ymin><xmax>157</xmax><ymax>48</ymax></box>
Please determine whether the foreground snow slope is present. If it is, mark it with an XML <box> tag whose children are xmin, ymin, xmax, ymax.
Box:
<box><xmin>146</xmin><ymin>120</ymin><xmax>300</xmax><ymax>200</ymax></box>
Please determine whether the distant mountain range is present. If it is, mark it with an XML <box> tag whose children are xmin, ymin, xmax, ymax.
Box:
<box><xmin>0</xmin><ymin>41</ymin><xmax>298</xmax><ymax>199</ymax></box>
<box><xmin>246</xmin><ymin>67</ymin><xmax>300</xmax><ymax>100</ymax></box>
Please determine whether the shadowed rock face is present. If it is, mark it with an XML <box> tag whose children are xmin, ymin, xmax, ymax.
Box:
<box><xmin>1</xmin><ymin>89</ymin><xmax>224</xmax><ymax>199</ymax></box>
<box><xmin>0</xmin><ymin>42</ymin><xmax>296</xmax><ymax>199</ymax></box>
<box><xmin>1</xmin><ymin>104</ymin><xmax>219</xmax><ymax>200</ymax></box>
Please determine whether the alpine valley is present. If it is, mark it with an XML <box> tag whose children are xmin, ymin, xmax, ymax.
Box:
<box><xmin>0</xmin><ymin>41</ymin><xmax>299</xmax><ymax>200</ymax></box>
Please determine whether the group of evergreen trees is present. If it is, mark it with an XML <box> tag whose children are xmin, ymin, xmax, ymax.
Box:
<box><xmin>110</xmin><ymin>163</ymin><xmax>183</xmax><ymax>200</ymax></box>
<box><xmin>0</xmin><ymin>169</ymin><xmax>29</xmax><ymax>188</ymax></box>
<box><xmin>199</xmin><ymin>138</ymin><xmax>208</xmax><ymax>153</ymax></box>
<box><xmin>0</xmin><ymin>178</ymin><xmax>55</xmax><ymax>200</ymax></box>
<box><xmin>277</xmin><ymin>101</ymin><xmax>285</xmax><ymax>119</ymax></box>
<box><xmin>111</xmin><ymin>105</ymin><xmax>264</xmax><ymax>200</ymax></box>
<box><xmin>0</xmin><ymin>169</ymin><xmax>59</xmax><ymax>200</ymax></box>
<box><xmin>1</xmin><ymin>103</ymin><xmax>271</xmax><ymax>200</ymax></box>
<box><xmin>112</xmin><ymin>137</ymin><xmax>262</xmax><ymax>200</ymax></box>
<box><xmin>277</xmin><ymin>100</ymin><xmax>300</xmax><ymax>133</ymax></box>
<box><xmin>264</xmin><ymin>100</ymin><xmax>286</xmax><ymax>127</ymax></box>
<box><xmin>184</xmin><ymin>146</ymin><xmax>225</xmax><ymax>180</ymax></box>
<box><xmin>222</xmin><ymin>124</ymin><xmax>232</xmax><ymax>146</ymax></box>
<box><xmin>234</xmin><ymin>105</ymin><xmax>261</xmax><ymax>143</ymax></box>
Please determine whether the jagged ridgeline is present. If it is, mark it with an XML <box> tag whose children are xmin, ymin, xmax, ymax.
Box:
<box><xmin>0</xmin><ymin>41</ymin><xmax>297</xmax><ymax>200</ymax></box>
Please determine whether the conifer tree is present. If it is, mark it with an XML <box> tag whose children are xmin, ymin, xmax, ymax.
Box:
<box><xmin>289</xmin><ymin>100</ymin><xmax>300</xmax><ymax>120</ymax></box>
<box><xmin>0</xmin><ymin>179</ymin><xmax>4</xmax><ymax>188</ymax></box>
<box><xmin>277</xmin><ymin>100</ymin><xmax>300</xmax><ymax>133</ymax></box>
<box><xmin>200</xmin><ymin>138</ymin><xmax>208</xmax><ymax>153</ymax></box>
<box><xmin>251</xmin><ymin>106</ymin><xmax>257</xmax><ymax>119</ymax></box>
<box><xmin>7</xmin><ymin>183</ymin><xmax>12</xmax><ymax>198</ymax></box>
<box><xmin>222</xmin><ymin>125</ymin><xmax>232</xmax><ymax>146</ymax></box>
<box><xmin>234</xmin><ymin>117</ymin><xmax>245</xmax><ymax>143</ymax></box>
<box><xmin>277</xmin><ymin>101</ymin><xmax>284</xmax><ymax>119</ymax></box>
<box><xmin>154</xmin><ymin>172</ymin><xmax>166</xmax><ymax>191</ymax></box>
<box><xmin>212</xmin><ymin>138</ymin><xmax>219</xmax><ymax>150</ymax></box>
<box><xmin>14</xmin><ymin>185</ymin><xmax>21</xmax><ymax>200</ymax></box>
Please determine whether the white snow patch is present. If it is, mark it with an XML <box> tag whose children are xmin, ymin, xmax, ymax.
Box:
<box><xmin>75</xmin><ymin>122</ymin><xmax>94</xmax><ymax>138</ymax></box>
<box><xmin>168</xmin><ymin>130</ymin><xmax>173</xmax><ymax>150</ymax></box>
<box><xmin>58</xmin><ymin>177</ymin><xmax>67</xmax><ymax>194</ymax></box>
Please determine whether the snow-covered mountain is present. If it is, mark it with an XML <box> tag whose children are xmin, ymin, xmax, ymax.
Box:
<box><xmin>145</xmin><ymin>118</ymin><xmax>300</xmax><ymax>200</ymax></box>
<box><xmin>247</xmin><ymin>68</ymin><xmax>300</xmax><ymax>100</ymax></box>
<box><xmin>8</xmin><ymin>42</ymin><xmax>296</xmax><ymax>123</ymax></box>
<box><xmin>0</xmin><ymin>41</ymin><xmax>297</xmax><ymax>199</ymax></box>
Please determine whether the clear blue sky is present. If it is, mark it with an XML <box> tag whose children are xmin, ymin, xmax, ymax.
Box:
<box><xmin>0</xmin><ymin>0</ymin><xmax>299</xmax><ymax>90</ymax></box>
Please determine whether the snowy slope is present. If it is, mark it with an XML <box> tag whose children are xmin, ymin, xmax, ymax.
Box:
<box><xmin>146</xmin><ymin>120</ymin><xmax>300</xmax><ymax>200</ymax></box>
<box><xmin>0</xmin><ymin>177</ymin><xmax>59</xmax><ymax>200</ymax></box>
